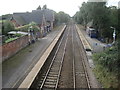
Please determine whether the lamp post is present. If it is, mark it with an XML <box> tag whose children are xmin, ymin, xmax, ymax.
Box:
<box><xmin>110</xmin><ymin>27</ymin><xmax>116</xmax><ymax>44</ymax></box>
<box><xmin>28</xmin><ymin>26</ymin><xmax>33</xmax><ymax>44</ymax></box>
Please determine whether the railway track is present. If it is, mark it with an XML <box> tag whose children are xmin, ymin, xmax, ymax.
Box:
<box><xmin>30</xmin><ymin>23</ymin><xmax>91</xmax><ymax>89</ymax></box>
<box><xmin>72</xmin><ymin>25</ymin><xmax>90</xmax><ymax>88</ymax></box>
<box><xmin>34</xmin><ymin>26</ymin><xmax>70</xmax><ymax>89</ymax></box>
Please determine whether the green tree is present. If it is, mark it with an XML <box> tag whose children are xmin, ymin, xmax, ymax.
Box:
<box><xmin>43</xmin><ymin>5</ymin><xmax>47</xmax><ymax>9</ymax></box>
<box><xmin>2</xmin><ymin>20</ymin><xmax>15</xmax><ymax>35</ymax></box>
<box><xmin>55</xmin><ymin>11</ymin><xmax>70</xmax><ymax>25</ymax></box>
<box><xmin>74</xmin><ymin>1</ymin><xmax>118</xmax><ymax>41</ymax></box>
<box><xmin>29</xmin><ymin>22</ymin><xmax>40</xmax><ymax>31</ymax></box>
<box><xmin>37</xmin><ymin>5</ymin><xmax>41</xmax><ymax>10</ymax></box>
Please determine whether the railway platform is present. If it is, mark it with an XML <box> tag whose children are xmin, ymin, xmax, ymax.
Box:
<box><xmin>76</xmin><ymin>25</ymin><xmax>102</xmax><ymax>88</ymax></box>
<box><xmin>77</xmin><ymin>25</ymin><xmax>107</xmax><ymax>53</ymax></box>
<box><xmin>3</xmin><ymin>23</ymin><xmax>102</xmax><ymax>89</ymax></box>
<box><xmin>2</xmin><ymin>25</ymin><xmax>65</xmax><ymax>88</ymax></box>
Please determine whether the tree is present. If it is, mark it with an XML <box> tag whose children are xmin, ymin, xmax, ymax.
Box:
<box><xmin>37</xmin><ymin>5</ymin><xmax>41</xmax><ymax>10</ymax></box>
<box><xmin>43</xmin><ymin>5</ymin><xmax>47</xmax><ymax>9</ymax></box>
<box><xmin>2</xmin><ymin>20</ymin><xmax>15</xmax><ymax>35</ymax></box>
<box><xmin>55</xmin><ymin>11</ymin><xmax>70</xmax><ymax>25</ymax></box>
<box><xmin>73</xmin><ymin>1</ymin><xmax>118</xmax><ymax>41</ymax></box>
<box><xmin>29</xmin><ymin>22</ymin><xmax>40</xmax><ymax>31</ymax></box>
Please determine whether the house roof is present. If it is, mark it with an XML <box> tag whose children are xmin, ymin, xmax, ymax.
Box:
<box><xmin>13</xmin><ymin>12</ymin><xmax>31</xmax><ymax>24</ymax></box>
<box><xmin>44</xmin><ymin>9</ymin><xmax>54</xmax><ymax>22</ymax></box>
<box><xmin>31</xmin><ymin>10</ymin><xmax>43</xmax><ymax>24</ymax></box>
<box><xmin>12</xmin><ymin>15</ymin><xmax>27</xmax><ymax>25</ymax></box>
<box><xmin>12</xmin><ymin>9</ymin><xmax>54</xmax><ymax>25</ymax></box>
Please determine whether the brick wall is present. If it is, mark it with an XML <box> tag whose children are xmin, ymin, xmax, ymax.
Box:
<box><xmin>1</xmin><ymin>35</ymin><xmax>29</xmax><ymax>62</ymax></box>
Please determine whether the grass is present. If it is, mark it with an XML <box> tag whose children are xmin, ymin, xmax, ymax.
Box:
<box><xmin>93</xmin><ymin>64</ymin><xmax>118</xmax><ymax>88</ymax></box>
<box><xmin>5</xmin><ymin>37</ymin><xmax>18</xmax><ymax>43</ymax></box>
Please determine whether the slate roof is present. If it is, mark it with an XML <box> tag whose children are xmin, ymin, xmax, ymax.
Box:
<box><xmin>13</xmin><ymin>12</ymin><xmax>31</xmax><ymax>24</ymax></box>
<box><xmin>31</xmin><ymin>10</ymin><xmax>43</xmax><ymax>24</ymax></box>
<box><xmin>12</xmin><ymin>9</ymin><xmax>54</xmax><ymax>26</ymax></box>
<box><xmin>12</xmin><ymin>15</ymin><xmax>27</xmax><ymax>25</ymax></box>
<box><xmin>43</xmin><ymin>9</ymin><xmax>54</xmax><ymax>22</ymax></box>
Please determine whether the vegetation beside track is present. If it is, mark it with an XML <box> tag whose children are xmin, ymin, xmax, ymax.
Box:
<box><xmin>93</xmin><ymin>43</ymin><xmax>119</xmax><ymax>88</ymax></box>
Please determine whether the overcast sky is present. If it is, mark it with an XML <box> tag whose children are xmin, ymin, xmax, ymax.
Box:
<box><xmin>0</xmin><ymin>0</ymin><xmax>119</xmax><ymax>16</ymax></box>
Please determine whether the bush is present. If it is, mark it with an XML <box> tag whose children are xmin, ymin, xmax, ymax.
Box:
<box><xmin>2</xmin><ymin>20</ymin><xmax>15</xmax><ymax>35</ymax></box>
<box><xmin>16</xmin><ymin>22</ymin><xmax>40</xmax><ymax>32</ymax></box>
<box><xmin>93</xmin><ymin>46</ymin><xmax>118</xmax><ymax>73</ymax></box>
<box><xmin>93</xmin><ymin>44</ymin><xmax>119</xmax><ymax>88</ymax></box>
<box><xmin>16</xmin><ymin>25</ymin><xmax>30</xmax><ymax>32</ymax></box>
<box><xmin>15</xmin><ymin>33</ymin><xmax>23</xmax><ymax>37</ymax></box>
<box><xmin>5</xmin><ymin>37</ymin><xmax>18</xmax><ymax>43</ymax></box>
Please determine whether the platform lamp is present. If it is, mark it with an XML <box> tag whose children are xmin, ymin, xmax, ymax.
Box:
<box><xmin>110</xmin><ymin>26</ymin><xmax>116</xmax><ymax>44</ymax></box>
<box><xmin>28</xmin><ymin>26</ymin><xmax>33</xmax><ymax>44</ymax></box>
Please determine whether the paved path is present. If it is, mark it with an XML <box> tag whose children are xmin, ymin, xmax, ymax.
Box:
<box><xmin>2</xmin><ymin>26</ymin><xmax>64</xmax><ymax>88</ymax></box>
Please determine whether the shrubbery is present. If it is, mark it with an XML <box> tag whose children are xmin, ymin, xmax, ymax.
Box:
<box><xmin>93</xmin><ymin>43</ymin><xmax>119</xmax><ymax>88</ymax></box>
<box><xmin>2</xmin><ymin>20</ymin><xmax>15</xmax><ymax>35</ymax></box>
<box><xmin>16</xmin><ymin>22</ymin><xmax>40</xmax><ymax>32</ymax></box>
<box><xmin>93</xmin><ymin>46</ymin><xmax>118</xmax><ymax>72</ymax></box>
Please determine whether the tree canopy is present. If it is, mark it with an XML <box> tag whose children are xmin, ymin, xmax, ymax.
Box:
<box><xmin>54</xmin><ymin>11</ymin><xmax>70</xmax><ymax>25</ymax></box>
<box><xmin>73</xmin><ymin>2</ymin><xmax>118</xmax><ymax>40</ymax></box>
<box><xmin>2</xmin><ymin>20</ymin><xmax>15</xmax><ymax>35</ymax></box>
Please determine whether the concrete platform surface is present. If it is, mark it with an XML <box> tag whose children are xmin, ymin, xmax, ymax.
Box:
<box><xmin>77</xmin><ymin>25</ymin><xmax>106</xmax><ymax>53</ymax></box>
<box><xmin>19</xmin><ymin>25</ymin><xmax>66</xmax><ymax>88</ymax></box>
<box><xmin>2</xmin><ymin>25</ymin><xmax>64</xmax><ymax>88</ymax></box>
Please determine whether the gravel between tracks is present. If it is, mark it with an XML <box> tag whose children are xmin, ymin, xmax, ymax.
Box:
<box><xmin>58</xmin><ymin>25</ymin><xmax>74</xmax><ymax>88</ymax></box>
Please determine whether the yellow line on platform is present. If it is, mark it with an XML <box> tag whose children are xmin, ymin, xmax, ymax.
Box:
<box><xmin>75</xmin><ymin>25</ymin><xmax>92</xmax><ymax>51</ymax></box>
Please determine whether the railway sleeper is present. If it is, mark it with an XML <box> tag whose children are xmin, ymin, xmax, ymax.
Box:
<box><xmin>51</xmin><ymin>66</ymin><xmax>60</xmax><ymax>69</ymax></box>
<box><xmin>50</xmin><ymin>69</ymin><xmax>59</xmax><ymax>72</ymax></box>
<box><xmin>39</xmin><ymin>78</ymin><xmax>44</xmax><ymax>82</ymax></box>
<box><xmin>48</xmin><ymin>74</ymin><xmax>58</xmax><ymax>77</ymax></box>
<box><xmin>52</xmin><ymin>62</ymin><xmax>61</xmax><ymax>65</ymax></box>
<box><xmin>46</xmin><ymin>79</ymin><xmax>57</xmax><ymax>82</ymax></box>
<box><xmin>43</xmin><ymin>84</ymin><xmax>55</xmax><ymax>88</ymax></box>
<box><xmin>44</xmin><ymin>81</ymin><xmax>56</xmax><ymax>85</ymax></box>
<box><xmin>49</xmin><ymin>71</ymin><xmax>59</xmax><ymax>73</ymax></box>
<box><xmin>75</xmin><ymin>72</ymin><xmax>86</xmax><ymax>76</ymax></box>
<box><xmin>53</xmin><ymin>63</ymin><xmax>60</xmax><ymax>65</ymax></box>
<box><xmin>50</xmin><ymin>68</ymin><xmax>60</xmax><ymax>71</ymax></box>
<box><xmin>54</xmin><ymin>60</ymin><xmax>62</xmax><ymax>63</ymax></box>
<box><xmin>47</xmin><ymin>76</ymin><xmax>58</xmax><ymax>79</ymax></box>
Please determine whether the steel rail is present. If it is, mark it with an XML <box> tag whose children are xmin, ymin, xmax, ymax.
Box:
<box><xmin>71</xmin><ymin>25</ymin><xmax>76</xmax><ymax>90</ymax></box>
<box><xmin>74</xmin><ymin>25</ymin><xmax>91</xmax><ymax>88</ymax></box>
<box><xmin>39</xmin><ymin>26</ymin><xmax>69</xmax><ymax>89</ymax></box>
<box><xmin>55</xmin><ymin>26</ymin><xmax>70</xmax><ymax>90</ymax></box>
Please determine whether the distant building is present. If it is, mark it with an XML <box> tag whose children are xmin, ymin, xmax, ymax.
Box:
<box><xmin>0</xmin><ymin>14</ymin><xmax>12</xmax><ymax>20</ymax></box>
<box><xmin>10</xmin><ymin>6</ymin><xmax>55</xmax><ymax>31</ymax></box>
